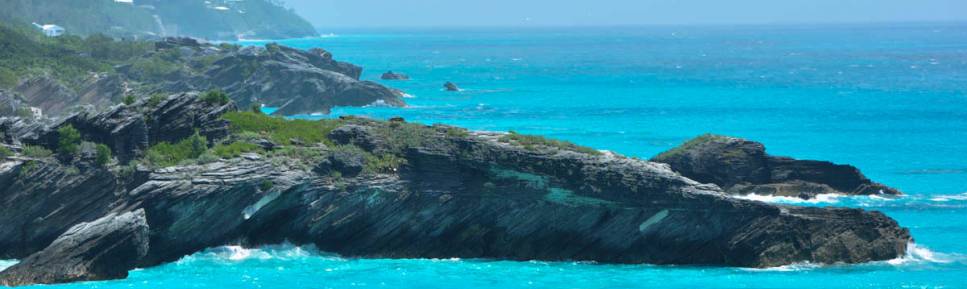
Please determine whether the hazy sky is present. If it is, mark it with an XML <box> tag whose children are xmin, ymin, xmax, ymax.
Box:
<box><xmin>284</xmin><ymin>0</ymin><xmax>967</xmax><ymax>28</ymax></box>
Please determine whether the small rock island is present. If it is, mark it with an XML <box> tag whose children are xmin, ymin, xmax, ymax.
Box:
<box><xmin>380</xmin><ymin>71</ymin><xmax>410</xmax><ymax>80</ymax></box>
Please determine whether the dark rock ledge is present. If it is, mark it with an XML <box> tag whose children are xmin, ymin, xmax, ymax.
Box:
<box><xmin>652</xmin><ymin>134</ymin><xmax>902</xmax><ymax>199</ymax></box>
<box><xmin>0</xmin><ymin>94</ymin><xmax>911</xmax><ymax>286</ymax></box>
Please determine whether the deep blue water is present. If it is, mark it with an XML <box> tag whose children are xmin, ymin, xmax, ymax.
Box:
<box><xmin>8</xmin><ymin>23</ymin><xmax>967</xmax><ymax>288</ymax></box>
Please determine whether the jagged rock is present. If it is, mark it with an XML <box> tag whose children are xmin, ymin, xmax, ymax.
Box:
<box><xmin>327</xmin><ymin>123</ymin><xmax>387</xmax><ymax>153</ymax></box>
<box><xmin>0</xmin><ymin>209</ymin><xmax>149</xmax><ymax>286</ymax></box>
<box><xmin>380</xmin><ymin>71</ymin><xmax>410</xmax><ymax>80</ymax></box>
<box><xmin>0</xmin><ymin>94</ymin><xmax>913</xmax><ymax>286</ymax></box>
<box><xmin>652</xmin><ymin>134</ymin><xmax>902</xmax><ymax>198</ymax></box>
<box><xmin>314</xmin><ymin>148</ymin><xmax>365</xmax><ymax>177</ymax></box>
<box><xmin>444</xmin><ymin>81</ymin><xmax>460</xmax><ymax>91</ymax></box>
<box><xmin>26</xmin><ymin>92</ymin><xmax>234</xmax><ymax>163</ymax></box>
<box><xmin>203</xmin><ymin>44</ymin><xmax>403</xmax><ymax>115</ymax></box>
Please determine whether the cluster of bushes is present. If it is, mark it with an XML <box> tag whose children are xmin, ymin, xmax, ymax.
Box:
<box><xmin>499</xmin><ymin>131</ymin><xmax>601</xmax><ymax>155</ymax></box>
<box><xmin>56</xmin><ymin>125</ymin><xmax>113</xmax><ymax>166</ymax></box>
<box><xmin>0</xmin><ymin>22</ymin><xmax>152</xmax><ymax>89</ymax></box>
<box><xmin>144</xmin><ymin>131</ymin><xmax>209</xmax><ymax>167</ymax></box>
<box><xmin>200</xmin><ymin>90</ymin><xmax>231</xmax><ymax>105</ymax></box>
<box><xmin>653</xmin><ymin>133</ymin><xmax>727</xmax><ymax>160</ymax></box>
<box><xmin>222</xmin><ymin>111</ymin><xmax>340</xmax><ymax>146</ymax></box>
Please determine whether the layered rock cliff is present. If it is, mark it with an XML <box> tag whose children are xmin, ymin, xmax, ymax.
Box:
<box><xmin>0</xmin><ymin>94</ymin><xmax>911</xmax><ymax>286</ymax></box>
<box><xmin>652</xmin><ymin>134</ymin><xmax>902</xmax><ymax>199</ymax></box>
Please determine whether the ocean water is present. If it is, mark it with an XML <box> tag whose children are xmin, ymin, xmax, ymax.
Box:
<box><xmin>10</xmin><ymin>24</ymin><xmax>967</xmax><ymax>288</ymax></box>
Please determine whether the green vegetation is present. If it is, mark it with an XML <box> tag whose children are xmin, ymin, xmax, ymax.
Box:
<box><xmin>22</xmin><ymin>145</ymin><xmax>53</xmax><ymax>158</ymax></box>
<box><xmin>95</xmin><ymin>144</ymin><xmax>112</xmax><ymax>167</ymax></box>
<box><xmin>0</xmin><ymin>0</ymin><xmax>316</xmax><ymax>40</ymax></box>
<box><xmin>213</xmin><ymin>141</ymin><xmax>262</xmax><ymax>159</ymax></box>
<box><xmin>364</xmin><ymin>153</ymin><xmax>407</xmax><ymax>174</ymax></box>
<box><xmin>370</xmin><ymin>122</ymin><xmax>436</xmax><ymax>155</ymax></box>
<box><xmin>57</xmin><ymin>125</ymin><xmax>81</xmax><ymax>156</ymax></box>
<box><xmin>259</xmin><ymin>179</ymin><xmax>274</xmax><ymax>191</ymax></box>
<box><xmin>499</xmin><ymin>131</ymin><xmax>601</xmax><ymax>155</ymax></box>
<box><xmin>0</xmin><ymin>23</ymin><xmax>153</xmax><ymax>89</ymax></box>
<box><xmin>145</xmin><ymin>131</ymin><xmax>208</xmax><ymax>167</ymax></box>
<box><xmin>201</xmin><ymin>90</ymin><xmax>231</xmax><ymax>106</ymax></box>
<box><xmin>122</xmin><ymin>95</ymin><xmax>136</xmax><ymax>106</ymax></box>
<box><xmin>444</xmin><ymin>126</ymin><xmax>470</xmax><ymax>138</ymax></box>
<box><xmin>0</xmin><ymin>146</ymin><xmax>12</xmax><ymax>158</ymax></box>
<box><xmin>147</xmin><ymin>93</ymin><xmax>167</xmax><ymax>108</ymax></box>
<box><xmin>222</xmin><ymin>112</ymin><xmax>340</xmax><ymax>146</ymax></box>
<box><xmin>652</xmin><ymin>133</ymin><xmax>728</xmax><ymax>160</ymax></box>
<box><xmin>0</xmin><ymin>67</ymin><xmax>18</xmax><ymax>88</ymax></box>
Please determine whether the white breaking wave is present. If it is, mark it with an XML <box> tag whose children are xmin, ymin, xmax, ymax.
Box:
<box><xmin>886</xmin><ymin>242</ymin><xmax>955</xmax><ymax>266</ymax></box>
<box><xmin>178</xmin><ymin>243</ymin><xmax>328</xmax><ymax>263</ymax></box>
<box><xmin>741</xmin><ymin>262</ymin><xmax>822</xmax><ymax>272</ymax></box>
<box><xmin>364</xmin><ymin>99</ymin><xmax>393</xmax><ymax>108</ymax></box>
<box><xmin>734</xmin><ymin>193</ymin><xmax>845</xmax><ymax>204</ymax></box>
<box><xmin>930</xmin><ymin>192</ymin><xmax>967</xmax><ymax>202</ymax></box>
<box><xmin>0</xmin><ymin>259</ymin><xmax>17</xmax><ymax>271</ymax></box>
<box><xmin>402</xmin><ymin>93</ymin><xmax>416</xmax><ymax>99</ymax></box>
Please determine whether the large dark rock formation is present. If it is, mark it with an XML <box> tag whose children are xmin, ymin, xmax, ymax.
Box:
<box><xmin>652</xmin><ymin>134</ymin><xmax>902</xmax><ymax>198</ymax></box>
<box><xmin>0</xmin><ymin>210</ymin><xmax>149</xmax><ymax>286</ymax></box>
<box><xmin>27</xmin><ymin>92</ymin><xmax>234</xmax><ymax>163</ymax></box>
<box><xmin>0</xmin><ymin>94</ymin><xmax>912</xmax><ymax>286</ymax></box>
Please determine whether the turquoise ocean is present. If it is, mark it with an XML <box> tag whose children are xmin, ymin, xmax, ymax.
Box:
<box><xmin>6</xmin><ymin>23</ymin><xmax>967</xmax><ymax>288</ymax></box>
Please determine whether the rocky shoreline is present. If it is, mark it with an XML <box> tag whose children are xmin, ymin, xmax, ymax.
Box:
<box><xmin>0</xmin><ymin>93</ymin><xmax>912</xmax><ymax>286</ymax></box>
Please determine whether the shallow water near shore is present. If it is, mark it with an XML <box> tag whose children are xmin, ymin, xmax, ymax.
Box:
<box><xmin>19</xmin><ymin>24</ymin><xmax>967</xmax><ymax>288</ymax></box>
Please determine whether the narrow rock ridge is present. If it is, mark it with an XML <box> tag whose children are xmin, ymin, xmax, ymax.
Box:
<box><xmin>0</xmin><ymin>94</ymin><xmax>911</xmax><ymax>286</ymax></box>
<box><xmin>0</xmin><ymin>209</ymin><xmax>149</xmax><ymax>286</ymax></box>
<box><xmin>652</xmin><ymin>134</ymin><xmax>902</xmax><ymax>198</ymax></box>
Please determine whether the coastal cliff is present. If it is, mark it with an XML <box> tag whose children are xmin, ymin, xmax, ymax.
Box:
<box><xmin>652</xmin><ymin>134</ymin><xmax>902</xmax><ymax>199</ymax></box>
<box><xmin>0</xmin><ymin>24</ymin><xmax>403</xmax><ymax>119</ymax></box>
<box><xmin>0</xmin><ymin>94</ymin><xmax>911</xmax><ymax>286</ymax></box>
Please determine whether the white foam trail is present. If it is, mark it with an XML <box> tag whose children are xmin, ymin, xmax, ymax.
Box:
<box><xmin>886</xmin><ymin>243</ymin><xmax>953</xmax><ymax>265</ymax></box>
<box><xmin>0</xmin><ymin>260</ymin><xmax>17</xmax><ymax>271</ymax></box>
<box><xmin>402</xmin><ymin>93</ymin><xmax>416</xmax><ymax>99</ymax></box>
<box><xmin>741</xmin><ymin>262</ymin><xmax>821</xmax><ymax>272</ymax></box>
<box><xmin>178</xmin><ymin>243</ymin><xmax>326</xmax><ymax>263</ymax></box>
<box><xmin>734</xmin><ymin>193</ymin><xmax>844</xmax><ymax>204</ymax></box>
<box><xmin>929</xmin><ymin>192</ymin><xmax>967</xmax><ymax>202</ymax></box>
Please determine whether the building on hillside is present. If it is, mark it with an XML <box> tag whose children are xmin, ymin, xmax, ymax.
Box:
<box><xmin>32</xmin><ymin>23</ymin><xmax>65</xmax><ymax>37</ymax></box>
<box><xmin>114</xmin><ymin>0</ymin><xmax>134</xmax><ymax>4</ymax></box>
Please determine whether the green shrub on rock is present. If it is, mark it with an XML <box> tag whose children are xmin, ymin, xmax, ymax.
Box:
<box><xmin>57</xmin><ymin>125</ymin><xmax>82</xmax><ymax>156</ymax></box>
<box><xmin>22</xmin><ymin>145</ymin><xmax>53</xmax><ymax>158</ymax></box>
<box><xmin>95</xmin><ymin>144</ymin><xmax>112</xmax><ymax>166</ymax></box>
<box><xmin>201</xmin><ymin>90</ymin><xmax>230</xmax><ymax>105</ymax></box>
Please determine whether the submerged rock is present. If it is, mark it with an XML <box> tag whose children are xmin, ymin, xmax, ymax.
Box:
<box><xmin>0</xmin><ymin>210</ymin><xmax>149</xmax><ymax>286</ymax></box>
<box><xmin>444</xmin><ymin>81</ymin><xmax>460</xmax><ymax>91</ymax></box>
<box><xmin>652</xmin><ymin>134</ymin><xmax>902</xmax><ymax>198</ymax></box>
<box><xmin>380</xmin><ymin>71</ymin><xmax>410</xmax><ymax>80</ymax></box>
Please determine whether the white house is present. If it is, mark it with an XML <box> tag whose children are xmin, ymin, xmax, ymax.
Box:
<box><xmin>32</xmin><ymin>23</ymin><xmax>65</xmax><ymax>37</ymax></box>
<box><xmin>114</xmin><ymin>0</ymin><xmax>134</xmax><ymax>4</ymax></box>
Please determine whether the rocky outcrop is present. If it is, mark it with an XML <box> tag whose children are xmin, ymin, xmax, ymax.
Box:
<box><xmin>25</xmin><ymin>92</ymin><xmax>233</xmax><ymax>163</ymax></box>
<box><xmin>0</xmin><ymin>95</ymin><xmax>912</xmax><ymax>286</ymax></box>
<box><xmin>0</xmin><ymin>210</ymin><xmax>149</xmax><ymax>286</ymax></box>
<box><xmin>8</xmin><ymin>38</ymin><xmax>403</xmax><ymax>120</ymax></box>
<box><xmin>381</xmin><ymin>71</ymin><xmax>410</xmax><ymax>80</ymax></box>
<box><xmin>652</xmin><ymin>134</ymin><xmax>902</xmax><ymax>198</ymax></box>
<box><xmin>444</xmin><ymin>81</ymin><xmax>460</xmax><ymax>91</ymax></box>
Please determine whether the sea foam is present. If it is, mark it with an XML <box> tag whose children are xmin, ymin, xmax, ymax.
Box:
<box><xmin>0</xmin><ymin>259</ymin><xmax>17</xmax><ymax>271</ymax></box>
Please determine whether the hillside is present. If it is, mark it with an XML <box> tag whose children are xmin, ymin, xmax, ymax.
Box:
<box><xmin>0</xmin><ymin>22</ymin><xmax>401</xmax><ymax>118</ymax></box>
<box><xmin>0</xmin><ymin>0</ymin><xmax>317</xmax><ymax>40</ymax></box>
